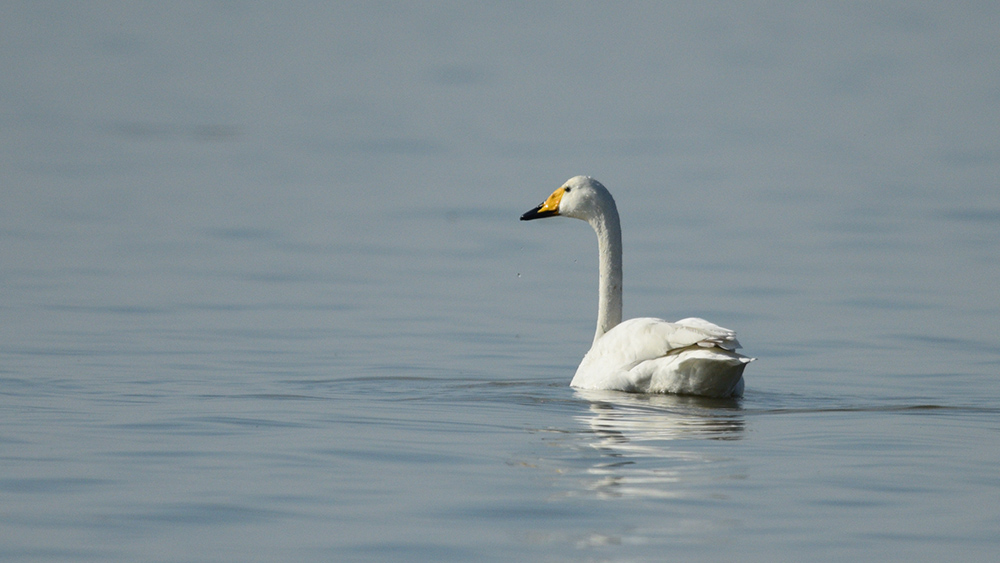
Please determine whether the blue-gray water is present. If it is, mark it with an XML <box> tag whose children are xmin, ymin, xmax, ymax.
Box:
<box><xmin>3</xmin><ymin>3</ymin><xmax>999</xmax><ymax>561</ymax></box>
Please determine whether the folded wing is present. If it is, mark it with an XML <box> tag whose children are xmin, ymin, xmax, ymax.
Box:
<box><xmin>571</xmin><ymin>317</ymin><xmax>752</xmax><ymax>397</ymax></box>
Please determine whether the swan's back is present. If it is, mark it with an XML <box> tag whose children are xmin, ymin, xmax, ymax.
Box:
<box><xmin>571</xmin><ymin>317</ymin><xmax>751</xmax><ymax>397</ymax></box>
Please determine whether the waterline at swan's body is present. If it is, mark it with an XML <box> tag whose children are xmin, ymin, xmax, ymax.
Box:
<box><xmin>521</xmin><ymin>176</ymin><xmax>752</xmax><ymax>398</ymax></box>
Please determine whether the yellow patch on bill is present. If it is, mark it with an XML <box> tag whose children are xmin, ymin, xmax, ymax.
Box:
<box><xmin>538</xmin><ymin>186</ymin><xmax>566</xmax><ymax>214</ymax></box>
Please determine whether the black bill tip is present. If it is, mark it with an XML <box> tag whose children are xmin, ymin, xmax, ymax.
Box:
<box><xmin>520</xmin><ymin>203</ymin><xmax>557</xmax><ymax>221</ymax></box>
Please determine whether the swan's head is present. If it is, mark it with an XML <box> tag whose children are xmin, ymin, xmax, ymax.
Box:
<box><xmin>520</xmin><ymin>176</ymin><xmax>615</xmax><ymax>222</ymax></box>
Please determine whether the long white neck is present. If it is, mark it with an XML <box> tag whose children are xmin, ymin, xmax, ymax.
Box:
<box><xmin>589</xmin><ymin>204</ymin><xmax>623</xmax><ymax>344</ymax></box>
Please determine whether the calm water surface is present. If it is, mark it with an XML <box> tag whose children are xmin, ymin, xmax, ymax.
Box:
<box><xmin>3</xmin><ymin>3</ymin><xmax>1000</xmax><ymax>562</ymax></box>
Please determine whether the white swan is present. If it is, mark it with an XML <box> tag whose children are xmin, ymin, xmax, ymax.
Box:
<box><xmin>521</xmin><ymin>176</ymin><xmax>752</xmax><ymax>398</ymax></box>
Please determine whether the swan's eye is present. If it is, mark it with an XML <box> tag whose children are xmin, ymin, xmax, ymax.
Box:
<box><xmin>563</xmin><ymin>187</ymin><xmax>571</xmax><ymax>193</ymax></box>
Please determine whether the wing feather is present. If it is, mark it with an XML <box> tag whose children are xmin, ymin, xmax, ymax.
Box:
<box><xmin>571</xmin><ymin>317</ymin><xmax>751</xmax><ymax>396</ymax></box>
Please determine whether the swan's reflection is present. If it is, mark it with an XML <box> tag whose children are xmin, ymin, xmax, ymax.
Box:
<box><xmin>571</xmin><ymin>389</ymin><xmax>745</xmax><ymax>500</ymax></box>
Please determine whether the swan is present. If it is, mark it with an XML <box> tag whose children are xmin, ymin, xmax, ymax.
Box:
<box><xmin>520</xmin><ymin>176</ymin><xmax>752</xmax><ymax>398</ymax></box>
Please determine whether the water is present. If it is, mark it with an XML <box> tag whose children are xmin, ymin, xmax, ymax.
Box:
<box><xmin>3</xmin><ymin>3</ymin><xmax>999</xmax><ymax>561</ymax></box>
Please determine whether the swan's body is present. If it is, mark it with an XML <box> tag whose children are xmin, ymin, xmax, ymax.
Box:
<box><xmin>521</xmin><ymin>176</ymin><xmax>752</xmax><ymax>398</ymax></box>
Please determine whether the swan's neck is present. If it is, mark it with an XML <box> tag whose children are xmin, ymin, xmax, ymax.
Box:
<box><xmin>589</xmin><ymin>207</ymin><xmax>623</xmax><ymax>344</ymax></box>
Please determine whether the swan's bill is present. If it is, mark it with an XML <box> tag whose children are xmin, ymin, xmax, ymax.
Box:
<box><xmin>520</xmin><ymin>186</ymin><xmax>566</xmax><ymax>221</ymax></box>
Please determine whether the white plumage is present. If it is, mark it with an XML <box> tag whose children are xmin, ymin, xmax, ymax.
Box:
<box><xmin>521</xmin><ymin>176</ymin><xmax>752</xmax><ymax>398</ymax></box>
